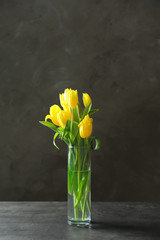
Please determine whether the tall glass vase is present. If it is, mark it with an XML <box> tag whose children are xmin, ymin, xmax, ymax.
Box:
<box><xmin>67</xmin><ymin>146</ymin><xmax>91</xmax><ymax>226</ymax></box>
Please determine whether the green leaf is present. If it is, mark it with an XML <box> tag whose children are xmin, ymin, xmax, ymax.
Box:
<box><xmin>89</xmin><ymin>136</ymin><xmax>101</xmax><ymax>150</ymax></box>
<box><xmin>39</xmin><ymin>121</ymin><xmax>58</xmax><ymax>133</ymax></box>
<box><xmin>73</xmin><ymin>106</ymin><xmax>79</xmax><ymax>123</ymax></box>
<box><xmin>78</xmin><ymin>102</ymin><xmax>83</xmax><ymax>118</ymax></box>
<box><xmin>81</xmin><ymin>102</ymin><xmax>92</xmax><ymax>120</ymax></box>
<box><xmin>58</xmin><ymin>127</ymin><xmax>64</xmax><ymax>133</ymax></box>
<box><xmin>39</xmin><ymin>121</ymin><xmax>70</xmax><ymax>146</ymax></box>
<box><xmin>70</xmin><ymin>120</ymin><xmax>79</xmax><ymax>144</ymax></box>
<box><xmin>89</xmin><ymin>109</ymin><xmax>99</xmax><ymax>116</ymax></box>
<box><xmin>72</xmin><ymin>171</ymin><xmax>78</xmax><ymax>196</ymax></box>
<box><xmin>68</xmin><ymin>168</ymin><xmax>73</xmax><ymax>195</ymax></box>
<box><xmin>53</xmin><ymin>132</ymin><xmax>60</xmax><ymax>150</ymax></box>
<box><xmin>59</xmin><ymin>122</ymin><xmax>71</xmax><ymax>146</ymax></box>
<box><xmin>64</xmin><ymin>120</ymin><xmax>71</xmax><ymax>132</ymax></box>
<box><xmin>62</xmin><ymin>120</ymin><xmax>70</xmax><ymax>139</ymax></box>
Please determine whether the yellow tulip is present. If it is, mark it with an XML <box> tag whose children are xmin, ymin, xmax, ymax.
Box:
<box><xmin>45</xmin><ymin>104</ymin><xmax>61</xmax><ymax>126</ymax></box>
<box><xmin>59</xmin><ymin>93</ymin><xmax>70</xmax><ymax>111</ymax></box>
<box><xmin>64</xmin><ymin>88</ymin><xmax>72</xmax><ymax>105</ymax></box>
<box><xmin>57</xmin><ymin>110</ymin><xmax>71</xmax><ymax>128</ymax></box>
<box><xmin>83</xmin><ymin>93</ymin><xmax>91</xmax><ymax>108</ymax></box>
<box><xmin>78</xmin><ymin>114</ymin><xmax>93</xmax><ymax>138</ymax></box>
<box><xmin>69</xmin><ymin>90</ymin><xmax>78</xmax><ymax>108</ymax></box>
<box><xmin>59</xmin><ymin>93</ymin><xmax>65</xmax><ymax>107</ymax></box>
<box><xmin>64</xmin><ymin>88</ymin><xmax>78</xmax><ymax>108</ymax></box>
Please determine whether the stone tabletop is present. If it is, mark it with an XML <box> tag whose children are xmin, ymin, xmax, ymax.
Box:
<box><xmin>0</xmin><ymin>202</ymin><xmax>159</xmax><ymax>240</ymax></box>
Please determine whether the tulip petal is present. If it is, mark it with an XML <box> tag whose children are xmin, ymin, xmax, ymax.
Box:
<box><xmin>78</xmin><ymin>114</ymin><xmax>93</xmax><ymax>138</ymax></box>
<box><xmin>50</xmin><ymin>105</ymin><xmax>61</xmax><ymax>116</ymax></box>
<box><xmin>57</xmin><ymin>110</ymin><xmax>71</xmax><ymax>128</ymax></box>
<box><xmin>45</xmin><ymin>114</ymin><xmax>52</xmax><ymax>122</ymax></box>
<box><xmin>49</xmin><ymin>105</ymin><xmax>61</xmax><ymax>126</ymax></box>
<box><xmin>64</xmin><ymin>88</ymin><xmax>72</xmax><ymax>105</ymax></box>
<box><xmin>83</xmin><ymin>93</ymin><xmax>91</xmax><ymax>108</ymax></box>
<box><xmin>69</xmin><ymin>90</ymin><xmax>78</xmax><ymax>108</ymax></box>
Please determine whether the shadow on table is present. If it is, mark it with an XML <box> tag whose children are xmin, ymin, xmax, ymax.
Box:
<box><xmin>91</xmin><ymin>220</ymin><xmax>160</xmax><ymax>237</ymax></box>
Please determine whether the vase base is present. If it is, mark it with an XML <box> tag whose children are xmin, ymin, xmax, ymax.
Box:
<box><xmin>68</xmin><ymin>219</ymin><xmax>91</xmax><ymax>227</ymax></box>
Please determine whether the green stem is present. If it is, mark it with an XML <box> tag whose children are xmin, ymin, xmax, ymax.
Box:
<box><xmin>82</xmin><ymin>171</ymin><xmax>90</xmax><ymax>220</ymax></box>
<box><xmin>77</xmin><ymin>147</ymin><xmax>81</xmax><ymax>210</ymax></box>
<box><xmin>78</xmin><ymin>148</ymin><xmax>81</xmax><ymax>185</ymax></box>
<box><xmin>82</xmin><ymin>188</ymin><xmax>88</xmax><ymax>220</ymax></box>
<box><xmin>71</xmin><ymin>143</ymin><xmax>91</xmax><ymax>221</ymax></box>
<box><xmin>73</xmin><ymin>192</ymin><xmax>79</xmax><ymax>219</ymax></box>
<box><xmin>70</xmin><ymin>108</ymin><xmax>73</xmax><ymax>140</ymax></box>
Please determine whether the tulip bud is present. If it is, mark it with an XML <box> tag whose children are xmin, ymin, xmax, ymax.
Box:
<box><xmin>59</xmin><ymin>93</ymin><xmax>70</xmax><ymax>112</ymax></box>
<box><xmin>57</xmin><ymin>110</ymin><xmax>71</xmax><ymax>128</ymax></box>
<box><xmin>78</xmin><ymin>114</ymin><xmax>93</xmax><ymax>138</ymax></box>
<box><xmin>59</xmin><ymin>93</ymin><xmax>65</xmax><ymax>107</ymax></box>
<box><xmin>64</xmin><ymin>88</ymin><xmax>72</xmax><ymax>106</ymax></box>
<box><xmin>69</xmin><ymin>90</ymin><xmax>78</xmax><ymax>108</ymax></box>
<box><xmin>45</xmin><ymin>104</ymin><xmax>61</xmax><ymax>126</ymax></box>
<box><xmin>83</xmin><ymin>93</ymin><xmax>91</xmax><ymax>108</ymax></box>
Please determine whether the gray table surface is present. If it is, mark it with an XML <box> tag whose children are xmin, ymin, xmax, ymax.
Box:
<box><xmin>0</xmin><ymin>202</ymin><xmax>159</xmax><ymax>240</ymax></box>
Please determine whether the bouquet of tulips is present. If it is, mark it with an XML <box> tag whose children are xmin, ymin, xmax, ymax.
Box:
<box><xmin>39</xmin><ymin>88</ymin><xmax>100</xmax><ymax>149</ymax></box>
<box><xmin>40</xmin><ymin>88</ymin><xmax>100</xmax><ymax>223</ymax></box>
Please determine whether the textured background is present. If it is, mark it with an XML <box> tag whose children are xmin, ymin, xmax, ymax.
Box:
<box><xmin>0</xmin><ymin>0</ymin><xmax>160</xmax><ymax>201</ymax></box>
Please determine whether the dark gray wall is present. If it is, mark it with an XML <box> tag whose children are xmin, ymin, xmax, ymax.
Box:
<box><xmin>0</xmin><ymin>0</ymin><xmax>160</xmax><ymax>201</ymax></box>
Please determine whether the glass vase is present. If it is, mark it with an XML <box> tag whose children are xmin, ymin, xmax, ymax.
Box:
<box><xmin>67</xmin><ymin>146</ymin><xmax>91</xmax><ymax>226</ymax></box>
